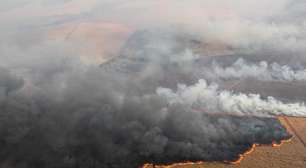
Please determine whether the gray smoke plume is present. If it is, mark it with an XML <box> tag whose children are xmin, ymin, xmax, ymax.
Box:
<box><xmin>202</xmin><ymin>58</ymin><xmax>306</xmax><ymax>82</ymax></box>
<box><xmin>157</xmin><ymin>79</ymin><xmax>306</xmax><ymax>117</ymax></box>
<box><xmin>0</xmin><ymin>30</ymin><xmax>295</xmax><ymax>168</ymax></box>
<box><xmin>0</xmin><ymin>68</ymin><xmax>24</xmax><ymax>97</ymax></box>
<box><xmin>0</xmin><ymin>66</ymin><xmax>291</xmax><ymax>168</ymax></box>
<box><xmin>2</xmin><ymin>0</ymin><xmax>306</xmax><ymax>167</ymax></box>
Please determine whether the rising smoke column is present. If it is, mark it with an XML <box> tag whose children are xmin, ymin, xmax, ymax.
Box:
<box><xmin>201</xmin><ymin>58</ymin><xmax>306</xmax><ymax>82</ymax></box>
<box><xmin>157</xmin><ymin>79</ymin><xmax>306</xmax><ymax>117</ymax></box>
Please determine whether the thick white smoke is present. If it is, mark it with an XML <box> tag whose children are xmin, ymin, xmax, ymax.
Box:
<box><xmin>157</xmin><ymin>79</ymin><xmax>306</xmax><ymax>117</ymax></box>
<box><xmin>201</xmin><ymin>58</ymin><xmax>306</xmax><ymax>82</ymax></box>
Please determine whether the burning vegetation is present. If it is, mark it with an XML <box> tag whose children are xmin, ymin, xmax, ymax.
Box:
<box><xmin>0</xmin><ymin>29</ymin><xmax>304</xmax><ymax>168</ymax></box>
<box><xmin>140</xmin><ymin>117</ymin><xmax>293</xmax><ymax>168</ymax></box>
<box><xmin>2</xmin><ymin>1</ymin><xmax>306</xmax><ymax>165</ymax></box>
<box><xmin>149</xmin><ymin>115</ymin><xmax>298</xmax><ymax>168</ymax></box>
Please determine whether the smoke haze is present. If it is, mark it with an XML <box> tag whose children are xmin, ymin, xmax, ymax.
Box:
<box><xmin>0</xmin><ymin>0</ymin><xmax>306</xmax><ymax>167</ymax></box>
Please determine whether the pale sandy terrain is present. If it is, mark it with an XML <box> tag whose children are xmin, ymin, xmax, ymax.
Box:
<box><xmin>48</xmin><ymin>20</ymin><xmax>132</xmax><ymax>64</ymax></box>
<box><xmin>144</xmin><ymin>116</ymin><xmax>306</xmax><ymax>168</ymax></box>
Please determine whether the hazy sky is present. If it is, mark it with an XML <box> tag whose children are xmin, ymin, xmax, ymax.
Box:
<box><xmin>0</xmin><ymin>0</ymin><xmax>300</xmax><ymax>27</ymax></box>
<box><xmin>1</xmin><ymin>0</ymin><xmax>306</xmax><ymax>64</ymax></box>
<box><xmin>1</xmin><ymin>0</ymin><xmax>305</xmax><ymax>43</ymax></box>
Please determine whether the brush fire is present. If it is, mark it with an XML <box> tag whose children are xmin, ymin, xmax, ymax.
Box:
<box><xmin>1</xmin><ymin>1</ymin><xmax>306</xmax><ymax>168</ymax></box>
<box><xmin>140</xmin><ymin>119</ymin><xmax>294</xmax><ymax>168</ymax></box>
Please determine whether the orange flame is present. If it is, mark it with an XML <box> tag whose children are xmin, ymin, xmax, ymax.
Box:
<box><xmin>141</xmin><ymin>116</ymin><xmax>293</xmax><ymax>167</ymax></box>
<box><xmin>141</xmin><ymin>163</ymin><xmax>152</xmax><ymax>168</ymax></box>
<box><xmin>227</xmin><ymin>143</ymin><xmax>257</xmax><ymax>164</ymax></box>
<box><xmin>141</xmin><ymin>137</ymin><xmax>293</xmax><ymax>167</ymax></box>
<box><xmin>272</xmin><ymin>138</ymin><xmax>292</xmax><ymax>148</ymax></box>
<box><xmin>141</xmin><ymin>161</ymin><xmax>205</xmax><ymax>168</ymax></box>
<box><xmin>229</xmin><ymin>137</ymin><xmax>292</xmax><ymax>164</ymax></box>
